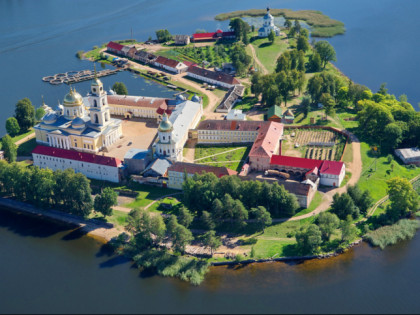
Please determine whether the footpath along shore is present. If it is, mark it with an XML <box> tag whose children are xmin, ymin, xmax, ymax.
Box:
<box><xmin>0</xmin><ymin>198</ymin><xmax>121</xmax><ymax>243</ymax></box>
<box><xmin>0</xmin><ymin>197</ymin><xmax>365</xmax><ymax>266</ymax></box>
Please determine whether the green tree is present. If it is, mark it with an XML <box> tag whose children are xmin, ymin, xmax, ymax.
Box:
<box><xmin>250</xmin><ymin>206</ymin><xmax>272</xmax><ymax>232</ymax></box>
<box><xmin>1</xmin><ymin>135</ymin><xmax>17</xmax><ymax>162</ymax></box>
<box><xmin>268</xmin><ymin>30</ymin><xmax>275</xmax><ymax>44</ymax></box>
<box><xmin>320</xmin><ymin>92</ymin><xmax>336</xmax><ymax>119</ymax></box>
<box><xmin>202</xmin><ymin>230</ymin><xmax>221</xmax><ymax>256</ymax></box>
<box><xmin>293</xmin><ymin>20</ymin><xmax>301</xmax><ymax>34</ymax></box>
<box><xmin>347</xmin><ymin>185</ymin><xmax>373</xmax><ymax>215</ymax></box>
<box><xmin>386</xmin><ymin>177</ymin><xmax>419</xmax><ymax>222</ymax></box>
<box><xmin>296</xmin><ymin>35</ymin><xmax>309</xmax><ymax>52</ymax></box>
<box><xmin>317</xmin><ymin>212</ymin><xmax>340</xmax><ymax>241</ymax></box>
<box><xmin>177</xmin><ymin>205</ymin><xmax>193</xmax><ymax>228</ymax></box>
<box><xmin>155</xmin><ymin>29</ymin><xmax>172</xmax><ymax>43</ymax></box>
<box><xmin>94</xmin><ymin>187</ymin><xmax>118</xmax><ymax>217</ymax></box>
<box><xmin>166</xmin><ymin>214</ymin><xmax>178</xmax><ymax>238</ymax></box>
<box><xmin>296</xmin><ymin>224</ymin><xmax>322</xmax><ymax>254</ymax></box>
<box><xmin>276</xmin><ymin>53</ymin><xmax>291</xmax><ymax>73</ymax></box>
<box><xmin>284</xmin><ymin>19</ymin><xmax>292</xmax><ymax>29</ymax></box>
<box><xmin>35</xmin><ymin>107</ymin><xmax>46</xmax><ymax>121</ymax></box>
<box><xmin>330</xmin><ymin>193</ymin><xmax>360</xmax><ymax>220</ymax></box>
<box><xmin>314</xmin><ymin>41</ymin><xmax>336</xmax><ymax>69</ymax></box>
<box><xmin>301</xmin><ymin>96</ymin><xmax>311</xmax><ymax>117</ymax></box>
<box><xmin>301</xmin><ymin>28</ymin><xmax>309</xmax><ymax>38</ymax></box>
<box><xmin>378</xmin><ymin>83</ymin><xmax>388</xmax><ymax>95</ymax></box>
<box><xmin>201</xmin><ymin>210</ymin><xmax>215</xmax><ymax>230</ymax></box>
<box><xmin>172</xmin><ymin>224</ymin><xmax>193</xmax><ymax>254</ymax></box>
<box><xmin>5</xmin><ymin>117</ymin><xmax>20</xmax><ymax>137</ymax></box>
<box><xmin>15</xmin><ymin>98</ymin><xmax>35</xmax><ymax>132</ymax></box>
<box><xmin>340</xmin><ymin>215</ymin><xmax>358</xmax><ymax>243</ymax></box>
<box><xmin>382</xmin><ymin>123</ymin><xmax>403</xmax><ymax>152</ymax></box>
<box><xmin>112</xmin><ymin>82</ymin><xmax>128</xmax><ymax>95</ymax></box>
<box><xmin>229</xmin><ymin>18</ymin><xmax>250</xmax><ymax>42</ymax></box>
<box><xmin>308</xmin><ymin>51</ymin><xmax>322</xmax><ymax>72</ymax></box>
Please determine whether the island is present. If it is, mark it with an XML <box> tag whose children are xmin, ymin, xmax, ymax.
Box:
<box><xmin>0</xmin><ymin>7</ymin><xmax>419</xmax><ymax>286</ymax></box>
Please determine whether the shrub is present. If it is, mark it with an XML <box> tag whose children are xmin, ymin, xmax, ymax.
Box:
<box><xmin>76</xmin><ymin>50</ymin><xmax>84</xmax><ymax>59</ymax></box>
<box><xmin>364</xmin><ymin>219</ymin><xmax>420</xmax><ymax>249</ymax></box>
<box><xmin>237</xmin><ymin>237</ymin><xmax>258</xmax><ymax>245</ymax></box>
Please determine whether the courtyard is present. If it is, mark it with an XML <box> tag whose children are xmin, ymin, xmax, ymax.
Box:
<box><xmin>102</xmin><ymin>117</ymin><xmax>158</xmax><ymax>160</ymax></box>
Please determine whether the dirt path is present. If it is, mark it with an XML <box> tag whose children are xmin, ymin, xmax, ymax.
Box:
<box><xmin>15</xmin><ymin>132</ymin><xmax>35</xmax><ymax>146</ymax></box>
<box><xmin>275</xmin><ymin>131</ymin><xmax>362</xmax><ymax>222</ymax></box>
<box><xmin>248</xmin><ymin>44</ymin><xmax>268</xmax><ymax>75</ymax></box>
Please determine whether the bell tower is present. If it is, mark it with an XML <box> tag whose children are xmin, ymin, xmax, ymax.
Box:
<box><xmin>89</xmin><ymin>65</ymin><xmax>110</xmax><ymax>127</ymax></box>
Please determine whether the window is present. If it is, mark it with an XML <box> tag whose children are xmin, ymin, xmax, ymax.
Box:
<box><xmin>94</xmin><ymin>100</ymin><xmax>97</xmax><ymax>107</ymax></box>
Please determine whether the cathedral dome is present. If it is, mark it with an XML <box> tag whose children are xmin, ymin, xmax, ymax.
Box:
<box><xmin>91</xmin><ymin>77</ymin><xmax>102</xmax><ymax>86</ymax></box>
<box><xmin>71</xmin><ymin>117</ymin><xmax>86</xmax><ymax>129</ymax></box>
<box><xmin>191</xmin><ymin>94</ymin><xmax>200</xmax><ymax>103</ymax></box>
<box><xmin>63</xmin><ymin>88</ymin><xmax>83</xmax><ymax>107</ymax></box>
<box><xmin>264</xmin><ymin>7</ymin><xmax>273</xmax><ymax>19</ymax></box>
<box><xmin>158</xmin><ymin>113</ymin><xmax>173</xmax><ymax>132</ymax></box>
<box><xmin>176</xmin><ymin>94</ymin><xmax>186</xmax><ymax>102</ymax></box>
<box><xmin>43</xmin><ymin>112</ymin><xmax>58</xmax><ymax>124</ymax></box>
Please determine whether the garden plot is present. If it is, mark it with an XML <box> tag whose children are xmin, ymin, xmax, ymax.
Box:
<box><xmin>284</xmin><ymin>129</ymin><xmax>347</xmax><ymax>161</ymax></box>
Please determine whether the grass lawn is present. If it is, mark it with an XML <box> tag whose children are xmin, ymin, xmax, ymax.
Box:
<box><xmin>358</xmin><ymin>142</ymin><xmax>420</xmax><ymax>201</ymax></box>
<box><xmin>122</xmin><ymin>184</ymin><xmax>179</xmax><ymax>209</ymax></box>
<box><xmin>0</xmin><ymin>129</ymin><xmax>35</xmax><ymax>150</ymax></box>
<box><xmin>17</xmin><ymin>138</ymin><xmax>37</xmax><ymax>156</ymax></box>
<box><xmin>253</xmin><ymin>239</ymin><xmax>298</xmax><ymax>258</ymax></box>
<box><xmin>233</xmin><ymin>96</ymin><xmax>258</xmax><ymax>112</ymax></box>
<box><xmin>194</xmin><ymin>144</ymin><xmax>252</xmax><ymax>172</ymax></box>
<box><xmin>147</xmin><ymin>196</ymin><xmax>181</xmax><ymax>213</ymax></box>
<box><xmin>88</xmin><ymin>209</ymin><xmax>128</xmax><ymax>228</ymax></box>
<box><xmin>293</xmin><ymin>191</ymin><xmax>323</xmax><ymax>217</ymax></box>
<box><xmin>251</xmin><ymin>36</ymin><xmax>288</xmax><ymax>73</ymax></box>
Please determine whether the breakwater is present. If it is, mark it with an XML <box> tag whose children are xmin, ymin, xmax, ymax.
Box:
<box><xmin>42</xmin><ymin>68</ymin><xmax>124</xmax><ymax>85</ymax></box>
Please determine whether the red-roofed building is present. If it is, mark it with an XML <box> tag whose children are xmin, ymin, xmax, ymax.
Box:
<box><xmin>32</xmin><ymin>145</ymin><xmax>123</xmax><ymax>183</ymax></box>
<box><xmin>167</xmin><ymin>162</ymin><xmax>237</xmax><ymax>189</ymax></box>
<box><xmin>248</xmin><ymin>122</ymin><xmax>283</xmax><ymax>171</ymax></box>
<box><xmin>153</xmin><ymin>56</ymin><xmax>188</xmax><ymax>74</ymax></box>
<box><xmin>187</xmin><ymin>65</ymin><xmax>241</xmax><ymax>88</ymax></box>
<box><xmin>192</xmin><ymin>30</ymin><xmax>236</xmax><ymax>42</ymax></box>
<box><xmin>270</xmin><ymin>155</ymin><xmax>345</xmax><ymax>187</ymax></box>
<box><xmin>106</xmin><ymin>41</ymin><xmax>124</xmax><ymax>54</ymax></box>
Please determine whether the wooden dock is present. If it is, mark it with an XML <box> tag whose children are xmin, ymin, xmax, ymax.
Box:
<box><xmin>42</xmin><ymin>67</ymin><xmax>126</xmax><ymax>85</ymax></box>
<box><xmin>64</xmin><ymin>68</ymin><xmax>123</xmax><ymax>84</ymax></box>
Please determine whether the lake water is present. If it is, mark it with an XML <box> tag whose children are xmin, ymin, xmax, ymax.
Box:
<box><xmin>1</xmin><ymin>0</ymin><xmax>420</xmax><ymax>313</ymax></box>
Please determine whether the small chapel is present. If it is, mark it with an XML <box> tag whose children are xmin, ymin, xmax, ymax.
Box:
<box><xmin>258</xmin><ymin>7</ymin><xmax>281</xmax><ymax>38</ymax></box>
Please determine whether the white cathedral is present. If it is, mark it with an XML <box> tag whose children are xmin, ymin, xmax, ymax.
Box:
<box><xmin>258</xmin><ymin>7</ymin><xmax>281</xmax><ymax>38</ymax></box>
<box><xmin>34</xmin><ymin>76</ymin><xmax>122</xmax><ymax>153</ymax></box>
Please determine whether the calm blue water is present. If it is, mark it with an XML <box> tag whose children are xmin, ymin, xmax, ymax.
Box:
<box><xmin>1</xmin><ymin>0</ymin><xmax>420</xmax><ymax>135</ymax></box>
<box><xmin>1</xmin><ymin>1</ymin><xmax>420</xmax><ymax>313</ymax></box>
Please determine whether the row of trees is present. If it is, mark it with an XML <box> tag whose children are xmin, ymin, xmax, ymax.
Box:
<box><xmin>251</xmin><ymin>70</ymin><xmax>306</xmax><ymax>106</ymax></box>
<box><xmin>183</xmin><ymin>173</ymin><xmax>299</xmax><ymax>218</ymax></box>
<box><xmin>330</xmin><ymin>185</ymin><xmax>374</xmax><ymax>220</ymax></box>
<box><xmin>356</xmin><ymin>85</ymin><xmax>420</xmax><ymax>151</ymax></box>
<box><xmin>0</xmin><ymin>161</ymin><xmax>118</xmax><ymax>218</ymax></box>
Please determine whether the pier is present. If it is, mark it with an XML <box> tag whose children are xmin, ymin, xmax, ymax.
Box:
<box><xmin>42</xmin><ymin>68</ymin><xmax>125</xmax><ymax>85</ymax></box>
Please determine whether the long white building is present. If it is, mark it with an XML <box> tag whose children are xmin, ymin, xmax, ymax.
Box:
<box><xmin>32</xmin><ymin>145</ymin><xmax>123</xmax><ymax>183</ymax></box>
<box><xmin>155</xmin><ymin>100</ymin><xmax>203</xmax><ymax>162</ymax></box>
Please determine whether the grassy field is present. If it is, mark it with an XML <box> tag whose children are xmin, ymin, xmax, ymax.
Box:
<box><xmin>147</xmin><ymin>196</ymin><xmax>182</xmax><ymax>213</ymax></box>
<box><xmin>194</xmin><ymin>144</ymin><xmax>252</xmax><ymax>172</ymax></box>
<box><xmin>357</xmin><ymin>142</ymin><xmax>420</xmax><ymax>201</ymax></box>
<box><xmin>17</xmin><ymin>138</ymin><xmax>37</xmax><ymax>156</ymax></box>
<box><xmin>122</xmin><ymin>185</ymin><xmax>179</xmax><ymax>209</ymax></box>
<box><xmin>233</xmin><ymin>96</ymin><xmax>258</xmax><ymax>112</ymax></box>
<box><xmin>215</xmin><ymin>8</ymin><xmax>345</xmax><ymax>37</ymax></box>
<box><xmin>88</xmin><ymin>209</ymin><xmax>128</xmax><ymax>228</ymax></box>
<box><xmin>250</xmin><ymin>36</ymin><xmax>288</xmax><ymax>73</ymax></box>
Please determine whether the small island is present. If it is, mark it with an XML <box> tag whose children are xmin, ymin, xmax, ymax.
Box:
<box><xmin>215</xmin><ymin>8</ymin><xmax>346</xmax><ymax>37</ymax></box>
<box><xmin>1</xmin><ymin>6</ymin><xmax>419</xmax><ymax>286</ymax></box>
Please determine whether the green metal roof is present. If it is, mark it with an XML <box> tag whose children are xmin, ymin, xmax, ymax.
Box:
<box><xmin>267</xmin><ymin>105</ymin><xmax>282</xmax><ymax>118</ymax></box>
